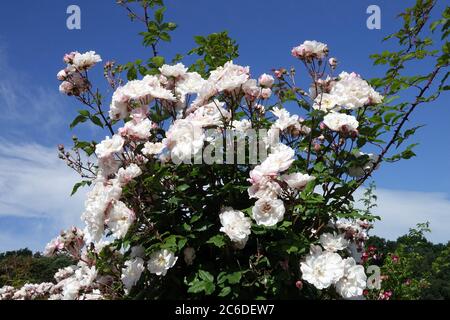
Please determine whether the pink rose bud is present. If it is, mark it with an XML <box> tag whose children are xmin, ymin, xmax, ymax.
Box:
<box><xmin>314</xmin><ymin>143</ymin><xmax>321</xmax><ymax>152</ymax></box>
<box><xmin>328</xmin><ymin>57</ymin><xmax>337</xmax><ymax>68</ymax></box>
<box><xmin>273</xmin><ymin>68</ymin><xmax>286</xmax><ymax>79</ymax></box>
<box><xmin>261</xmin><ymin>88</ymin><xmax>272</xmax><ymax>99</ymax></box>
<box><xmin>63</xmin><ymin>52</ymin><xmax>76</xmax><ymax>64</ymax></box>
<box><xmin>319</xmin><ymin>122</ymin><xmax>326</xmax><ymax>130</ymax></box>
<box><xmin>59</xmin><ymin>81</ymin><xmax>74</xmax><ymax>95</ymax></box>
<box><xmin>57</xmin><ymin>69</ymin><xmax>67</xmax><ymax>81</ymax></box>
<box><xmin>295</xmin><ymin>280</ymin><xmax>303</xmax><ymax>289</ymax></box>
<box><xmin>258</xmin><ymin>73</ymin><xmax>275</xmax><ymax>88</ymax></box>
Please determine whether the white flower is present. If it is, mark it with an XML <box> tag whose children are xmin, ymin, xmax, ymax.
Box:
<box><xmin>242</xmin><ymin>79</ymin><xmax>261</xmax><ymax>100</ymax></box>
<box><xmin>209</xmin><ymin>61</ymin><xmax>250</xmax><ymax>92</ymax></box>
<box><xmin>109</xmin><ymin>75</ymin><xmax>175</xmax><ymax>120</ymax></box>
<box><xmin>252</xmin><ymin>198</ymin><xmax>285</xmax><ymax>227</ymax></box>
<box><xmin>95</xmin><ymin>135</ymin><xmax>125</xmax><ymax>159</ymax></box>
<box><xmin>175</xmin><ymin>72</ymin><xmax>207</xmax><ymax>105</ymax></box>
<box><xmin>313</xmin><ymin>93</ymin><xmax>341</xmax><ymax>112</ymax></box>
<box><xmin>54</xmin><ymin>266</ymin><xmax>76</xmax><ymax>282</ymax></box>
<box><xmin>281</xmin><ymin>172</ymin><xmax>315</xmax><ymax>190</ymax></box>
<box><xmin>142</xmin><ymin>141</ymin><xmax>165</xmax><ymax>155</ymax></box>
<box><xmin>348</xmin><ymin>151</ymin><xmax>380</xmax><ymax>177</ymax></box>
<box><xmin>330</xmin><ymin>71</ymin><xmax>383</xmax><ymax>109</ymax></box>
<box><xmin>258</xmin><ymin>73</ymin><xmax>274</xmax><ymax>88</ymax></box>
<box><xmin>159</xmin><ymin>63</ymin><xmax>188</xmax><ymax>78</ymax></box>
<box><xmin>248</xmin><ymin>176</ymin><xmax>282</xmax><ymax>199</ymax></box>
<box><xmin>262</xmin><ymin>143</ymin><xmax>295</xmax><ymax>173</ymax></box>
<box><xmin>189</xmin><ymin>100</ymin><xmax>231</xmax><ymax>127</ymax></box>
<box><xmin>300</xmin><ymin>246</ymin><xmax>345</xmax><ymax>290</ymax></box>
<box><xmin>271</xmin><ymin>107</ymin><xmax>299</xmax><ymax>131</ymax></box>
<box><xmin>75</xmin><ymin>264</ymin><xmax>98</xmax><ymax>287</ymax></box>
<box><xmin>117</xmin><ymin>164</ymin><xmax>142</xmax><ymax>185</ymax></box>
<box><xmin>319</xmin><ymin>233</ymin><xmax>349</xmax><ymax>252</ymax></box>
<box><xmin>219</xmin><ymin>207</ymin><xmax>252</xmax><ymax>248</ymax></box>
<box><xmin>62</xmin><ymin>279</ymin><xmax>81</xmax><ymax>300</ymax></box>
<box><xmin>81</xmin><ymin>179</ymin><xmax>122</xmax><ymax>242</ymax></box>
<box><xmin>323</xmin><ymin>112</ymin><xmax>359</xmax><ymax>132</ymax></box>
<box><xmin>163</xmin><ymin>119</ymin><xmax>205</xmax><ymax>163</ymax></box>
<box><xmin>336</xmin><ymin>258</ymin><xmax>367</xmax><ymax>298</ymax></box>
<box><xmin>147</xmin><ymin>249</ymin><xmax>178</xmax><ymax>276</ymax></box>
<box><xmin>119</xmin><ymin>118</ymin><xmax>152</xmax><ymax>140</ymax></box>
<box><xmin>72</xmin><ymin>51</ymin><xmax>102</xmax><ymax>70</ymax></box>
<box><xmin>106</xmin><ymin>200</ymin><xmax>135</xmax><ymax>239</ymax></box>
<box><xmin>291</xmin><ymin>40</ymin><xmax>328</xmax><ymax>60</ymax></box>
<box><xmin>121</xmin><ymin>257</ymin><xmax>145</xmax><ymax>292</ymax></box>
<box><xmin>183</xmin><ymin>247</ymin><xmax>196</xmax><ymax>266</ymax></box>
<box><xmin>98</xmin><ymin>156</ymin><xmax>120</xmax><ymax>178</ymax></box>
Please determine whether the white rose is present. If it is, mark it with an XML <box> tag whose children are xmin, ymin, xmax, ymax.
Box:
<box><xmin>258</xmin><ymin>73</ymin><xmax>275</xmax><ymax>88</ymax></box>
<box><xmin>219</xmin><ymin>207</ymin><xmax>252</xmax><ymax>248</ymax></box>
<box><xmin>252</xmin><ymin>198</ymin><xmax>285</xmax><ymax>227</ymax></box>
<box><xmin>95</xmin><ymin>135</ymin><xmax>125</xmax><ymax>159</ymax></box>
<box><xmin>319</xmin><ymin>232</ymin><xmax>349</xmax><ymax>252</ymax></box>
<box><xmin>300</xmin><ymin>246</ymin><xmax>345</xmax><ymax>290</ymax></box>
<box><xmin>323</xmin><ymin>112</ymin><xmax>359</xmax><ymax>132</ymax></box>
<box><xmin>121</xmin><ymin>257</ymin><xmax>145</xmax><ymax>292</ymax></box>
<box><xmin>147</xmin><ymin>249</ymin><xmax>178</xmax><ymax>276</ymax></box>
<box><xmin>336</xmin><ymin>258</ymin><xmax>367</xmax><ymax>299</ymax></box>
<box><xmin>281</xmin><ymin>172</ymin><xmax>315</xmax><ymax>190</ymax></box>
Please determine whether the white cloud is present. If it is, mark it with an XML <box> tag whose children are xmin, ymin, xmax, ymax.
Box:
<box><xmin>0</xmin><ymin>141</ymin><xmax>86</xmax><ymax>251</ymax></box>
<box><xmin>0</xmin><ymin>42</ymin><xmax>71</xmax><ymax>142</ymax></box>
<box><xmin>356</xmin><ymin>188</ymin><xmax>450</xmax><ymax>243</ymax></box>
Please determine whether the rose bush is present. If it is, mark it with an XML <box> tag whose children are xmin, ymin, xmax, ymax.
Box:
<box><xmin>1</xmin><ymin>0</ymin><xmax>448</xmax><ymax>300</ymax></box>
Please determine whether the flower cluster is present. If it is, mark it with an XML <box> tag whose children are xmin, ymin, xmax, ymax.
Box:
<box><xmin>44</xmin><ymin>227</ymin><xmax>85</xmax><ymax>258</ymax></box>
<box><xmin>300</xmin><ymin>232</ymin><xmax>367</xmax><ymax>298</ymax></box>
<box><xmin>57</xmin><ymin>51</ymin><xmax>102</xmax><ymax>95</ymax></box>
<box><xmin>121</xmin><ymin>247</ymin><xmax>177</xmax><ymax>292</ymax></box>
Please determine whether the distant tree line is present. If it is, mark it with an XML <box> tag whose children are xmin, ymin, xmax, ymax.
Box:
<box><xmin>365</xmin><ymin>224</ymin><xmax>450</xmax><ymax>300</ymax></box>
<box><xmin>0</xmin><ymin>249</ymin><xmax>73</xmax><ymax>288</ymax></box>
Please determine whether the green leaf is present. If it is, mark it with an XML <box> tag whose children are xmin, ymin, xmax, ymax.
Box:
<box><xmin>198</xmin><ymin>270</ymin><xmax>214</xmax><ymax>282</ymax></box>
<box><xmin>70</xmin><ymin>115</ymin><xmax>87</xmax><ymax>129</ymax></box>
<box><xmin>71</xmin><ymin>180</ymin><xmax>90</xmax><ymax>196</ymax></box>
<box><xmin>206</xmin><ymin>234</ymin><xmax>226</xmax><ymax>248</ymax></box>
<box><xmin>218</xmin><ymin>286</ymin><xmax>231</xmax><ymax>297</ymax></box>
<box><xmin>90</xmin><ymin>115</ymin><xmax>104</xmax><ymax>128</ymax></box>
<box><xmin>159</xmin><ymin>32</ymin><xmax>171</xmax><ymax>42</ymax></box>
<box><xmin>177</xmin><ymin>184</ymin><xmax>189</xmax><ymax>192</ymax></box>
<box><xmin>78</xmin><ymin>110</ymin><xmax>90</xmax><ymax>117</ymax></box>
<box><xmin>154</xmin><ymin>7</ymin><xmax>166</xmax><ymax>24</ymax></box>
<box><xmin>151</xmin><ymin>56</ymin><xmax>165</xmax><ymax>68</ymax></box>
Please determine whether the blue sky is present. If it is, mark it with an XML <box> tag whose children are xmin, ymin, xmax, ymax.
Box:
<box><xmin>0</xmin><ymin>0</ymin><xmax>449</xmax><ymax>251</ymax></box>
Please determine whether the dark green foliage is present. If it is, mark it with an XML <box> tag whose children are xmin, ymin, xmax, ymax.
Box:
<box><xmin>0</xmin><ymin>249</ymin><xmax>73</xmax><ymax>288</ymax></box>
<box><xmin>366</xmin><ymin>224</ymin><xmax>450</xmax><ymax>300</ymax></box>
<box><xmin>188</xmin><ymin>31</ymin><xmax>239</xmax><ymax>77</ymax></box>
